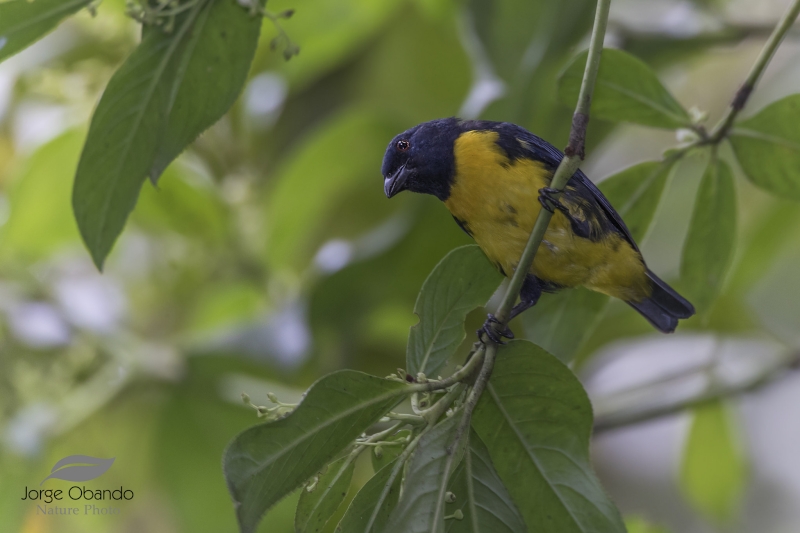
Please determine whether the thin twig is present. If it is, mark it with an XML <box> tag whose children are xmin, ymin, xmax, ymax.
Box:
<box><xmin>710</xmin><ymin>0</ymin><xmax>800</xmax><ymax>141</ymax></box>
<box><xmin>594</xmin><ymin>351</ymin><xmax>800</xmax><ymax>433</ymax></box>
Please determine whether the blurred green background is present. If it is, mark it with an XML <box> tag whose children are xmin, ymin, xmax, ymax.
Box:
<box><xmin>1</xmin><ymin>0</ymin><xmax>800</xmax><ymax>532</ymax></box>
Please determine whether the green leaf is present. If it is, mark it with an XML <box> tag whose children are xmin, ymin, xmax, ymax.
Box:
<box><xmin>727</xmin><ymin>201</ymin><xmax>800</xmax><ymax>292</ymax></box>
<box><xmin>680</xmin><ymin>158</ymin><xmax>737</xmax><ymax>314</ymax></box>
<box><xmin>385</xmin><ymin>414</ymin><xmax>466</xmax><ymax>533</ymax></box>
<box><xmin>257</xmin><ymin>0</ymin><xmax>402</xmax><ymax>90</ymax></box>
<box><xmin>336</xmin><ymin>459</ymin><xmax>402</xmax><ymax>533</ymax></box>
<box><xmin>295</xmin><ymin>455</ymin><xmax>355</xmax><ymax>533</ymax></box>
<box><xmin>73</xmin><ymin>0</ymin><xmax>261</xmax><ymax>269</ymax></box>
<box><xmin>185</xmin><ymin>282</ymin><xmax>265</xmax><ymax>336</ymax></box>
<box><xmin>680</xmin><ymin>400</ymin><xmax>747</xmax><ymax>523</ymax></box>
<box><xmin>371</xmin><ymin>430</ymin><xmax>410</xmax><ymax>473</ymax></box>
<box><xmin>558</xmin><ymin>48</ymin><xmax>690</xmax><ymax>129</ymax></box>
<box><xmin>148</xmin><ymin>0</ymin><xmax>261</xmax><ymax>180</ymax></box>
<box><xmin>445</xmin><ymin>429</ymin><xmax>526</xmax><ymax>533</ymax></box>
<box><xmin>263</xmin><ymin>111</ymin><xmax>402</xmax><ymax>272</ymax></box>
<box><xmin>133</xmin><ymin>163</ymin><xmax>228</xmax><ymax>243</ymax></box>
<box><xmin>223</xmin><ymin>371</ymin><xmax>408</xmax><ymax>533</ymax></box>
<box><xmin>625</xmin><ymin>516</ymin><xmax>670</xmax><ymax>533</ymax></box>
<box><xmin>523</xmin><ymin>288</ymin><xmax>608</xmax><ymax>363</ymax></box>
<box><xmin>0</xmin><ymin>129</ymin><xmax>84</xmax><ymax>259</ymax></box>
<box><xmin>599</xmin><ymin>160</ymin><xmax>676</xmax><ymax>244</ymax></box>
<box><xmin>730</xmin><ymin>94</ymin><xmax>800</xmax><ymax>200</ymax></box>
<box><xmin>407</xmin><ymin>245</ymin><xmax>503</xmax><ymax>377</ymax></box>
<box><xmin>472</xmin><ymin>341</ymin><xmax>626</xmax><ymax>533</ymax></box>
<box><xmin>523</xmin><ymin>161</ymin><xmax>674</xmax><ymax>363</ymax></box>
<box><xmin>0</xmin><ymin>0</ymin><xmax>91</xmax><ymax>64</ymax></box>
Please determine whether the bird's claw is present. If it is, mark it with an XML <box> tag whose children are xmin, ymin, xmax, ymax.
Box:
<box><xmin>538</xmin><ymin>187</ymin><xmax>570</xmax><ymax>216</ymax></box>
<box><xmin>477</xmin><ymin>313</ymin><xmax>514</xmax><ymax>345</ymax></box>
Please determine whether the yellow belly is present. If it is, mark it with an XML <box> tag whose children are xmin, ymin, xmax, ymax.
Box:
<box><xmin>444</xmin><ymin>130</ymin><xmax>649</xmax><ymax>302</ymax></box>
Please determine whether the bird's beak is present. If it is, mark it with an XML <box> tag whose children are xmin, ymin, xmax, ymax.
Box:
<box><xmin>384</xmin><ymin>163</ymin><xmax>411</xmax><ymax>198</ymax></box>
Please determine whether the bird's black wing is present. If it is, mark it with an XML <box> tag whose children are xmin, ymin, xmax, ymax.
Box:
<box><xmin>569</xmin><ymin>170</ymin><xmax>640</xmax><ymax>252</ymax></box>
<box><xmin>497</xmin><ymin>123</ymin><xmax>640</xmax><ymax>252</ymax></box>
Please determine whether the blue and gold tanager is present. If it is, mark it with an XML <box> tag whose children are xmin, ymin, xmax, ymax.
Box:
<box><xmin>382</xmin><ymin>118</ymin><xmax>694</xmax><ymax>341</ymax></box>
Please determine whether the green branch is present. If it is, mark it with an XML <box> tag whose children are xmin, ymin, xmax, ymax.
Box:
<box><xmin>493</xmin><ymin>0</ymin><xmax>611</xmax><ymax>325</ymax></box>
<box><xmin>423</xmin><ymin>0</ymin><xmax>614</xmax><ymax>522</ymax></box>
<box><xmin>710</xmin><ymin>0</ymin><xmax>800</xmax><ymax>141</ymax></box>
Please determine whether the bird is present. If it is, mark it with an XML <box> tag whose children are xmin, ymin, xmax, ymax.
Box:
<box><xmin>381</xmin><ymin>118</ymin><xmax>694</xmax><ymax>343</ymax></box>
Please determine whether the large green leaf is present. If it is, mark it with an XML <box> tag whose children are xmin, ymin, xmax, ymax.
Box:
<box><xmin>522</xmin><ymin>288</ymin><xmax>608</xmax><ymax>363</ymax></box>
<box><xmin>558</xmin><ymin>48</ymin><xmax>690</xmax><ymax>129</ymax></box>
<box><xmin>0</xmin><ymin>0</ymin><xmax>91</xmax><ymax>64</ymax></box>
<box><xmin>73</xmin><ymin>0</ymin><xmax>261</xmax><ymax>269</ymax></box>
<box><xmin>335</xmin><ymin>459</ymin><xmax>402</xmax><ymax>533</ymax></box>
<box><xmin>148</xmin><ymin>0</ymin><xmax>261</xmax><ymax>180</ymax></box>
<box><xmin>680</xmin><ymin>158</ymin><xmax>737</xmax><ymax>314</ymax></box>
<box><xmin>680</xmin><ymin>401</ymin><xmax>747</xmax><ymax>523</ymax></box>
<box><xmin>385</xmin><ymin>414</ymin><xmax>466</xmax><ymax>533</ymax></box>
<box><xmin>472</xmin><ymin>341</ymin><xmax>626</xmax><ymax>533</ymax></box>
<box><xmin>730</xmin><ymin>94</ymin><xmax>800</xmax><ymax>200</ymax></box>
<box><xmin>407</xmin><ymin>245</ymin><xmax>502</xmax><ymax>377</ymax></box>
<box><xmin>223</xmin><ymin>371</ymin><xmax>408</xmax><ymax>533</ymax></box>
<box><xmin>445</xmin><ymin>429</ymin><xmax>526</xmax><ymax>533</ymax></box>
<box><xmin>599</xmin><ymin>160</ymin><xmax>676</xmax><ymax>244</ymax></box>
<box><xmin>295</xmin><ymin>455</ymin><xmax>355</xmax><ymax>533</ymax></box>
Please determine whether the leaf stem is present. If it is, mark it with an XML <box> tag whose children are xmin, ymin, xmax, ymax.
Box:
<box><xmin>449</xmin><ymin>344</ymin><xmax>497</xmax><ymax>456</ymax></box>
<box><xmin>364</xmin><ymin>383</ymin><xmax>462</xmax><ymax>531</ymax></box>
<box><xmin>359</xmin><ymin>421</ymin><xmax>405</xmax><ymax>445</ymax></box>
<box><xmin>709</xmin><ymin>0</ymin><xmax>800</xmax><ymax>141</ymax></box>
<box><xmin>410</xmin><ymin>345</ymin><xmax>486</xmax><ymax>393</ymax></box>
<box><xmin>431</xmin><ymin>343</ymin><xmax>498</xmax><ymax>526</ymax></box>
<box><xmin>465</xmin><ymin>437</ymin><xmax>479</xmax><ymax>533</ymax></box>
<box><xmin>363</xmin><ymin>429</ymin><xmax>424</xmax><ymax>531</ymax></box>
<box><xmin>382</xmin><ymin>412</ymin><xmax>426</xmax><ymax>424</ymax></box>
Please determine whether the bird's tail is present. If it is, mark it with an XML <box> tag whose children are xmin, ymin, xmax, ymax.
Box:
<box><xmin>626</xmin><ymin>269</ymin><xmax>695</xmax><ymax>333</ymax></box>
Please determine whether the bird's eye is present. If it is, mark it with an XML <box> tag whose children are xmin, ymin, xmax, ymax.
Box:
<box><xmin>396</xmin><ymin>140</ymin><xmax>410</xmax><ymax>152</ymax></box>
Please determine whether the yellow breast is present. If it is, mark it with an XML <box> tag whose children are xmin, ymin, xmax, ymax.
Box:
<box><xmin>444</xmin><ymin>130</ymin><xmax>649</xmax><ymax>301</ymax></box>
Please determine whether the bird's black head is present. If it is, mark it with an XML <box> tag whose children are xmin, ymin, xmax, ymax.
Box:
<box><xmin>382</xmin><ymin>118</ymin><xmax>462</xmax><ymax>201</ymax></box>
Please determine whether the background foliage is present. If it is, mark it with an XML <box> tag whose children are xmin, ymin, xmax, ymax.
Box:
<box><xmin>1</xmin><ymin>0</ymin><xmax>800</xmax><ymax>532</ymax></box>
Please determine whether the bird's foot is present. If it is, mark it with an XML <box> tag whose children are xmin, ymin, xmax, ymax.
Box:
<box><xmin>477</xmin><ymin>313</ymin><xmax>514</xmax><ymax>345</ymax></box>
<box><xmin>538</xmin><ymin>187</ymin><xmax>570</xmax><ymax>216</ymax></box>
